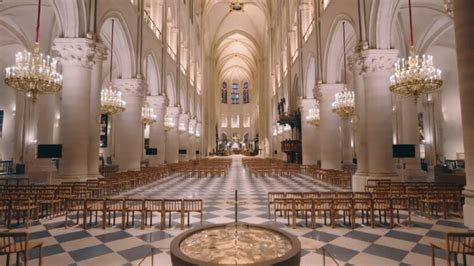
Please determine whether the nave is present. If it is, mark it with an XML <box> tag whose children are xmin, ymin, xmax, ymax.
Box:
<box><xmin>1</xmin><ymin>156</ymin><xmax>469</xmax><ymax>266</ymax></box>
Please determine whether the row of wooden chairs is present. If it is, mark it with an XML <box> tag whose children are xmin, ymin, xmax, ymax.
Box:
<box><xmin>63</xmin><ymin>198</ymin><xmax>203</xmax><ymax>230</ymax></box>
<box><xmin>243</xmin><ymin>158</ymin><xmax>303</xmax><ymax>177</ymax></box>
<box><xmin>305</xmin><ymin>168</ymin><xmax>352</xmax><ymax>188</ymax></box>
<box><xmin>268</xmin><ymin>191</ymin><xmax>463</xmax><ymax>229</ymax></box>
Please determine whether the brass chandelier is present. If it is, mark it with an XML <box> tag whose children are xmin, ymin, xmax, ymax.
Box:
<box><xmin>100</xmin><ymin>19</ymin><xmax>126</xmax><ymax>115</ymax></box>
<box><xmin>141</xmin><ymin>102</ymin><xmax>157</xmax><ymax>125</ymax></box>
<box><xmin>164</xmin><ymin>114</ymin><xmax>176</xmax><ymax>132</ymax></box>
<box><xmin>305</xmin><ymin>102</ymin><xmax>321</xmax><ymax>127</ymax></box>
<box><xmin>4</xmin><ymin>0</ymin><xmax>62</xmax><ymax>101</ymax></box>
<box><xmin>389</xmin><ymin>0</ymin><xmax>443</xmax><ymax>102</ymax></box>
<box><xmin>332</xmin><ymin>22</ymin><xmax>355</xmax><ymax>118</ymax></box>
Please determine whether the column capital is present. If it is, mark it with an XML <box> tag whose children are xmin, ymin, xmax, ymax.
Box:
<box><xmin>53</xmin><ymin>38</ymin><xmax>95</xmax><ymax>68</ymax></box>
<box><xmin>92</xmin><ymin>42</ymin><xmax>108</xmax><ymax>63</ymax></box>
<box><xmin>360</xmin><ymin>49</ymin><xmax>399</xmax><ymax>75</ymax></box>
<box><xmin>166</xmin><ymin>106</ymin><xmax>181</xmax><ymax>117</ymax></box>
<box><xmin>114</xmin><ymin>78</ymin><xmax>146</xmax><ymax>97</ymax></box>
<box><xmin>298</xmin><ymin>98</ymin><xmax>318</xmax><ymax>111</ymax></box>
<box><xmin>147</xmin><ymin>95</ymin><xmax>167</xmax><ymax>111</ymax></box>
<box><xmin>317</xmin><ymin>83</ymin><xmax>344</xmax><ymax>100</ymax></box>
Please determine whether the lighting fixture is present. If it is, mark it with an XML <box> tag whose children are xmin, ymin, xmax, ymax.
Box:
<box><xmin>389</xmin><ymin>0</ymin><xmax>443</xmax><ymax>102</ymax></box>
<box><xmin>332</xmin><ymin>22</ymin><xmax>355</xmax><ymax>117</ymax></box>
<box><xmin>305</xmin><ymin>104</ymin><xmax>321</xmax><ymax>127</ymax></box>
<box><xmin>164</xmin><ymin>114</ymin><xmax>175</xmax><ymax>132</ymax></box>
<box><xmin>141</xmin><ymin>102</ymin><xmax>157</xmax><ymax>125</ymax></box>
<box><xmin>101</xmin><ymin>19</ymin><xmax>126</xmax><ymax>115</ymax></box>
<box><xmin>4</xmin><ymin>0</ymin><xmax>62</xmax><ymax>101</ymax></box>
<box><xmin>283</xmin><ymin>124</ymin><xmax>291</xmax><ymax>132</ymax></box>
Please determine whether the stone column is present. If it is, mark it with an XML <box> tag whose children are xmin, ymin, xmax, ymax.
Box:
<box><xmin>188</xmin><ymin>118</ymin><xmax>197</xmax><ymax>160</ymax></box>
<box><xmin>53</xmin><ymin>38</ymin><xmax>94</xmax><ymax>181</ymax></box>
<box><xmin>399</xmin><ymin>97</ymin><xmax>426</xmax><ymax>180</ymax></box>
<box><xmin>178</xmin><ymin>113</ymin><xmax>189</xmax><ymax>161</ymax></box>
<box><xmin>361</xmin><ymin>49</ymin><xmax>398</xmax><ymax>179</ymax></box>
<box><xmin>452</xmin><ymin>0</ymin><xmax>474</xmax><ymax>228</ymax></box>
<box><xmin>165</xmin><ymin>106</ymin><xmax>180</xmax><ymax>163</ymax></box>
<box><xmin>318</xmin><ymin>83</ymin><xmax>342</xmax><ymax>170</ymax></box>
<box><xmin>88</xmin><ymin>43</ymin><xmax>107</xmax><ymax>178</ymax></box>
<box><xmin>36</xmin><ymin>95</ymin><xmax>56</xmax><ymax>144</ymax></box>
<box><xmin>195</xmin><ymin>122</ymin><xmax>202</xmax><ymax>158</ymax></box>
<box><xmin>114</xmin><ymin>79</ymin><xmax>145</xmax><ymax>171</ymax></box>
<box><xmin>299</xmin><ymin>98</ymin><xmax>320</xmax><ymax>165</ymax></box>
<box><xmin>422</xmin><ymin>98</ymin><xmax>436</xmax><ymax>167</ymax></box>
<box><xmin>148</xmin><ymin>95</ymin><xmax>166</xmax><ymax>166</ymax></box>
<box><xmin>340</xmin><ymin>117</ymin><xmax>353</xmax><ymax>165</ymax></box>
<box><xmin>351</xmin><ymin>55</ymin><xmax>369</xmax><ymax>191</ymax></box>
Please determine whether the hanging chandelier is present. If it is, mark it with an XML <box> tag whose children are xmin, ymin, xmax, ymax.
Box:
<box><xmin>195</xmin><ymin>125</ymin><xmax>201</xmax><ymax>137</ymax></box>
<box><xmin>188</xmin><ymin>119</ymin><xmax>196</xmax><ymax>135</ymax></box>
<box><xmin>141</xmin><ymin>102</ymin><xmax>157</xmax><ymax>125</ymax></box>
<box><xmin>164</xmin><ymin>114</ymin><xmax>175</xmax><ymax>132</ymax></box>
<box><xmin>4</xmin><ymin>0</ymin><xmax>62</xmax><ymax>101</ymax></box>
<box><xmin>277</xmin><ymin>124</ymin><xmax>284</xmax><ymax>135</ymax></box>
<box><xmin>283</xmin><ymin>123</ymin><xmax>291</xmax><ymax>132</ymax></box>
<box><xmin>272</xmin><ymin>125</ymin><xmax>278</xmax><ymax>136</ymax></box>
<box><xmin>178</xmin><ymin>120</ymin><xmax>188</xmax><ymax>133</ymax></box>
<box><xmin>101</xmin><ymin>19</ymin><xmax>126</xmax><ymax>115</ymax></box>
<box><xmin>305</xmin><ymin>104</ymin><xmax>320</xmax><ymax>127</ymax></box>
<box><xmin>332</xmin><ymin>22</ymin><xmax>355</xmax><ymax>118</ymax></box>
<box><xmin>389</xmin><ymin>0</ymin><xmax>443</xmax><ymax>102</ymax></box>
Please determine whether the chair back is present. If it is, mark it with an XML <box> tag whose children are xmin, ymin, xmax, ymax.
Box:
<box><xmin>446</xmin><ymin>232</ymin><xmax>474</xmax><ymax>254</ymax></box>
<box><xmin>0</xmin><ymin>231</ymin><xmax>28</xmax><ymax>255</ymax></box>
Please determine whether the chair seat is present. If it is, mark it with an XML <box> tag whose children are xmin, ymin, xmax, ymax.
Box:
<box><xmin>0</xmin><ymin>240</ymin><xmax>43</xmax><ymax>253</ymax></box>
<box><xmin>432</xmin><ymin>240</ymin><xmax>474</xmax><ymax>254</ymax></box>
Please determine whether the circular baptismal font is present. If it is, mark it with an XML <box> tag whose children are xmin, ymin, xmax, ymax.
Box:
<box><xmin>170</xmin><ymin>223</ymin><xmax>301</xmax><ymax>266</ymax></box>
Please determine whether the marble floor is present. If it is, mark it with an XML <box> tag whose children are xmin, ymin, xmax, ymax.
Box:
<box><xmin>1</xmin><ymin>155</ymin><xmax>472</xmax><ymax>266</ymax></box>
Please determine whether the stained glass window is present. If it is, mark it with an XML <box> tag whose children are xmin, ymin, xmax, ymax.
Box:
<box><xmin>221</xmin><ymin>82</ymin><xmax>228</xmax><ymax>103</ymax></box>
<box><xmin>231</xmin><ymin>82</ymin><xmax>239</xmax><ymax>104</ymax></box>
<box><xmin>243</xmin><ymin>82</ymin><xmax>249</xmax><ymax>104</ymax></box>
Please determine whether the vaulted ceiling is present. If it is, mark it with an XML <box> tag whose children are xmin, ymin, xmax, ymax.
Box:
<box><xmin>203</xmin><ymin>0</ymin><xmax>269</xmax><ymax>82</ymax></box>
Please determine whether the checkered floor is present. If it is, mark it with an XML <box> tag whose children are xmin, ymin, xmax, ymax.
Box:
<box><xmin>1</xmin><ymin>155</ymin><xmax>472</xmax><ymax>265</ymax></box>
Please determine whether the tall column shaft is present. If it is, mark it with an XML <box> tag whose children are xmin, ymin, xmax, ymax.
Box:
<box><xmin>114</xmin><ymin>79</ymin><xmax>144</xmax><ymax>171</ymax></box>
<box><xmin>351</xmin><ymin>51</ymin><xmax>369</xmax><ymax>191</ymax></box>
<box><xmin>361</xmin><ymin>49</ymin><xmax>398</xmax><ymax>178</ymax></box>
<box><xmin>165</xmin><ymin>106</ymin><xmax>180</xmax><ymax>163</ymax></box>
<box><xmin>148</xmin><ymin>95</ymin><xmax>166</xmax><ymax>166</ymax></box>
<box><xmin>300</xmin><ymin>99</ymin><xmax>320</xmax><ymax>165</ymax></box>
<box><xmin>399</xmin><ymin>97</ymin><xmax>425</xmax><ymax>179</ymax></box>
<box><xmin>340</xmin><ymin>117</ymin><xmax>352</xmax><ymax>165</ymax></box>
<box><xmin>88</xmin><ymin>43</ymin><xmax>107</xmax><ymax>178</ymax></box>
<box><xmin>53</xmin><ymin>38</ymin><xmax>94</xmax><ymax>180</ymax></box>
<box><xmin>319</xmin><ymin>84</ymin><xmax>342</xmax><ymax>170</ymax></box>
<box><xmin>453</xmin><ymin>0</ymin><xmax>474</xmax><ymax>228</ymax></box>
<box><xmin>178</xmin><ymin>113</ymin><xmax>189</xmax><ymax>162</ymax></box>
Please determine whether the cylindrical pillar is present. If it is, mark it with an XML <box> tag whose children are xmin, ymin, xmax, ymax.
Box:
<box><xmin>319</xmin><ymin>84</ymin><xmax>342</xmax><ymax>170</ymax></box>
<box><xmin>300</xmin><ymin>98</ymin><xmax>320</xmax><ymax>165</ymax></box>
<box><xmin>351</xmin><ymin>56</ymin><xmax>369</xmax><ymax>191</ymax></box>
<box><xmin>88</xmin><ymin>43</ymin><xmax>107</xmax><ymax>178</ymax></box>
<box><xmin>340</xmin><ymin>117</ymin><xmax>352</xmax><ymax>165</ymax></box>
<box><xmin>148</xmin><ymin>95</ymin><xmax>166</xmax><ymax>166</ymax></box>
<box><xmin>165</xmin><ymin>106</ymin><xmax>180</xmax><ymax>164</ymax></box>
<box><xmin>54</xmin><ymin>38</ymin><xmax>94</xmax><ymax>180</ymax></box>
<box><xmin>114</xmin><ymin>79</ymin><xmax>144</xmax><ymax>171</ymax></box>
<box><xmin>361</xmin><ymin>49</ymin><xmax>399</xmax><ymax>179</ymax></box>
<box><xmin>453</xmin><ymin>0</ymin><xmax>474</xmax><ymax>228</ymax></box>
<box><xmin>178</xmin><ymin>113</ymin><xmax>189</xmax><ymax>162</ymax></box>
<box><xmin>399</xmin><ymin>97</ymin><xmax>426</xmax><ymax>180</ymax></box>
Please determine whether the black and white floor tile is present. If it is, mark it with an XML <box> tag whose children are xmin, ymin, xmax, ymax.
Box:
<box><xmin>1</xmin><ymin>156</ymin><xmax>472</xmax><ymax>265</ymax></box>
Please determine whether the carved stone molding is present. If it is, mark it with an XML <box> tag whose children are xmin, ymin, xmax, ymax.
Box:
<box><xmin>298</xmin><ymin>98</ymin><xmax>317</xmax><ymax>112</ymax></box>
<box><xmin>360</xmin><ymin>49</ymin><xmax>399</xmax><ymax>75</ymax></box>
<box><xmin>317</xmin><ymin>83</ymin><xmax>344</xmax><ymax>101</ymax></box>
<box><xmin>114</xmin><ymin>78</ymin><xmax>146</xmax><ymax>97</ymax></box>
<box><xmin>92</xmin><ymin>42</ymin><xmax>107</xmax><ymax>63</ymax></box>
<box><xmin>165</xmin><ymin>106</ymin><xmax>181</xmax><ymax>118</ymax></box>
<box><xmin>147</xmin><ymin>95</ymin><xmax>167</xmax><ymax>112</ymax></box>
<box><xmin>53</xmin><ymin>38</ymin><xmax>95</xmax><ymax>68</ymax></box>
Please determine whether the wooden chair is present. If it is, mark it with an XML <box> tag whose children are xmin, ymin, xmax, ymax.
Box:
<box><xmin>332</xmin><ymin>198</ymin><xmax>352</xmax><ymax>228</ymax></box>
<box><xmin>11</xmin><ymin>198</ymin><xmax>39</xmax><ymax>229</ymax></box>
<box><xmin>183</xmin><ymin>199</ymin><xmax>203</xmax><ymax>227</ymax></box>
<box><xmin>64</xmin><ymin>198</ymin><xmax>86</xmax><ymax>228</ymax></box>
<box><xmin>352</xmin><ymin>197</ymin><xmax>372</xmax><ymax>228</ymax></box>
<box><xmin>104</xmin><ymin>198</ymin><xmax>123</xmax><ymax>228</ymax></box>
<box><xmin>267</xmin><ymin>192</ymin><xmax>285</xmax><ymax>218</ymax></box>
<box><xmin>371</xmin><ymin>197</ymin><xmax>393</xmax><ymax>228</ymax></box>
<box><xmin>84</xmin><ymin>198</ymin><xmax>104</xmax><ymax>229</ymax></box>
<box><xmin>431</xmin><ymin>232</ymin><xmax>474</xmax><ymax>266</ymax></box>
<box><xmin>273</xmin><ymin>198</ymin><xmax>295</xmax><ymax>228</ymax></box>
<box><xmin>0</xmin><ymin>231</ymin><xmax>43</xmax><ymax>266</ymax></box>
<box><xmin>143</xmin><ymin>199</ymin><xmax>163</xmax><ymax>229</ymax></box>
<box><xmin>163</xmin><ymin>199</ymin><xmax>183</xmax><ymax>230</ymax></box>
<box><xmin>314</xmin><ymin>197</ymin><xmax>333</xmax><ymax>226</ymax></box>
<box><xmin>391</xmin><ymin>197</ymin><xmax>411</xmax><ymax>227</ymax></box>
<box><xmin>294</xmin><ymin>198</ymin><xmax>314</xmax><ymax>228</ymax></box>
<box><xmin>0</xmin><ymin>199</ymin><xmax>11</xmax><ymax>227</ymax></box>
<box><xmin>122</xmin><ymin>198</ymin><xmax>144</xmax><ymax>229</ymax></box>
